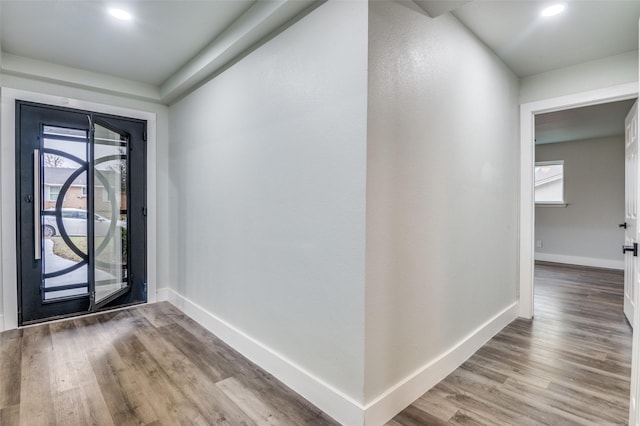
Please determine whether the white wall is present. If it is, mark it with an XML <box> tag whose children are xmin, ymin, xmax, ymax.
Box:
<box><xmin>0</xmin><ymin>74</ymin><xmax>170</xmax><ymax>330</ymax></box>
<box><xmin>520</xmin><ymin>51</ymin><xmax>638</xmax><ymax>103</ymax></box>
<box><xmin>535</xmin><ymin>136</ymin><xmax>625</xmax><ymax>269</ymax></box>
<box><xmin>167</xmin><ymin>0</ymin><xmax>368</xmax><ymax>415</ymax></box>
<box><xmin>365</xmin><ymin>0</ymin><xmax>519</xmax><ymax>410</ymax></box>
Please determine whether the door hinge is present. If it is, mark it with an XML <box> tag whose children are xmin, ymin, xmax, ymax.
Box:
<box><xmin>142</xmin><ymin>207</ymin><xmax>147</xmax><ymax>217</ymax></box>
<box><xmin>143</xmin><ymin>129</ymin><xmax>147</xmax><ymax>142</ymax></box>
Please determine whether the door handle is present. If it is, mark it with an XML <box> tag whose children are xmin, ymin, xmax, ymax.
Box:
<box><xmin>623</xmin><ymin>243</ymin><xmax>638</xmax><ymax>257</ymax></box>
<box><xmin>34</xmin><ymin>149</ymin><xmax>41</xmax><ymax>260</ymax></box>
<box><xmin>620</xmin><ymin>222</ymin><xmax>628</xmax><ymax>229</ymax></box>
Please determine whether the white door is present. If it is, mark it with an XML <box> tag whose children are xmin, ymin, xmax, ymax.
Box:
<box><xmin>624</xmin><ymin>100</ymin><xmax>639</xmax><ymax>326</ymax></box>
<box><xmin>627</xmin><ymin>98</ymin><xmax>640</xmax><ymax>426</ymax></box>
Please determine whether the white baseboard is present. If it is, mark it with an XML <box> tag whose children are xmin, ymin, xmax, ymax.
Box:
<box><xmin>155</xmin><ymin>288</ymin><xmax>365</xmax><ymax>426</ymax></box>
<box><xmin>156</xmin><ymin>288</ymin><xmax>517</xmax><ymax>426</ymax></box>
<box><xmin>363</xmin><ymin>301</ymin><xmax>519</xmax><ymax>425</ymax></box>
<box><xmin>0</xmin><ymin>314</ymin><xmax>4</xmax><ymax>332</ymax></box>
<box><xmin>535</xmin><ymin>252</ymin><xmax>623</xmax><ymax>270</ymax></box>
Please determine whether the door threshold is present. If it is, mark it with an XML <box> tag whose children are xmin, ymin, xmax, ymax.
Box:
<box><xmin>19</xmin><ymin>300</ymin><xmax>146</xmax><ymax>328</ymax></box>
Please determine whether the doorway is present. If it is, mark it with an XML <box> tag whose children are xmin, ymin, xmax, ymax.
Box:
<box><xmin>533</xmin><ymin>99</ymin><xmax>634</xmax><ymax>273</ymax></box>
<box><xmin>518</xmin><ymin>84</ymin><xmax>638</xmax><ymax>319</ymax></box>
<box><xmin>519</xmin><ymin>82</ymin><xmax>639</xmax><ymax>425</ymax></box>
<box><xmin>16</xmin><ymin>101</ymin><xmax>147</xmax><ymax>325</ymax></box>
<box><xmin>532</xmin><ymin>98</ymin><xmax>637</xmax><ymax>326</ymax></box>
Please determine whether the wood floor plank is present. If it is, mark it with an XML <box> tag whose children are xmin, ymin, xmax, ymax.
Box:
<box><xmin>0</xmin><ymin>405</ymin><xmax>20</xmax><ymax>425</ymax></box>
<box><xmin>393</xmin><ymin>405</ymin><xmax>449</xmax><ymax>426</ymax></box>
<box><xmin>477</xmin><ymin>337</ymin><xmax>630</xmax><ymax>389</ymax></box>
<box><xmin>1</xmin><ymin>302</ymin><xmax>338</xmax><ymax>426</ymax></box>
<box><xmin>0</xmin><ymin>329</ymin><xmax>22</xmax><ymax>410</ymax></box>
<box><xmin>448</xmin><ymin>367</ymin><xmax>595</xmax><ymax>425</ymax></box>
<box><xmin>460</xmin><ymin>355</ymin><xmax>552</xmax><ymax>390</ymax></box>
<box><xmin>216</xmin><ymin>376</ymin><xmax>283</xmax><ymax>425</ymax></box>
<box><xmin>3</xmin><ymin>261</ymin><xmax>630</xmax><ymax>426</ymax></box>
<box><xmin>410</xmin><ymin>390</ymin><xmax>460</xmax><ymax>422</ymax></box>
<box><xmin>154</xmin><ymin>304</ymin><xmax>336</xmax><ymax>425</ymax></box>
<box><xmin>94</xmin><ymin>310</ymin><xmax>204</xmax><ymax>425</ymax></box>
<box><xmin>48</xmin><ymin>319</ymin><xmax>116</xmax><ymax>426</ymax></box>
<box><xmin>128</xmin><ymin>315</ymin><xmax>257</xmax><ymax>426</ymax></box>
<box><xmin>52</xmin><ymin>387</ymin><xmax>92</xmax><ymax>426</ymax></box>
<box><xmin>132</xmin><ymin>304</ymin><xmax>176</xmax><ymax>328</ymax></box>
<box><xmin>19</xmin><ymin>325</ymin><xmax>56</xmax><ymax>426</ymax></box>
<box><xmin>502</xmin><ymin>377</ymin><xmax>627</xmax><ymax>424</ymax></box>
<box><xmin>448</xmin><ymin>409</ymin><xmax>505</xmax><ymax>426</ymax></box>
<box><xmin>389</xmin><ymin>262</ymin><xmax>631</xmax><ymax>425</ymax></box>
<box><xmin>49</xmin><ymin>320</ymin><xmax>82</xmax><ymax>394</ymax></box>
<box><xmin>87</xmin><ymin>342</ymin><xmax>157</xmax><ymax>426</ymax></box>
<box><xmin>67</xmin><ymin>316</ymin><xmax>119</xmax><ymax>426</ymax></box>
<box><xmin>156</xmin><ymin>322</ymin><xmax>230</xmax><ymax>384</ymax></box>
<box><xmin>471</xmin><ymin>347</ymin><xmax>630</xmax><ymax>408</ymax></box>
<box><xmin>433</xmin><ymin>381</ymin><xmax>538</xmax><ymax>426</ymax></box>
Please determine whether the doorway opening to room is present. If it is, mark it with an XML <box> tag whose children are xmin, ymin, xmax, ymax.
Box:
<box><xmin>533</xmin><ymin>99</ymin><xmax>636</xmax><ymax>323</ymax></box>
<box><xmin>525</xmin><ymin>96</ymin><xmax>638</xmax><ymax>424</ymax></box>
<box><xmin>15</xmin><ymin>101</ymin><xmax>147</xmax><ymax>325</ymax></box>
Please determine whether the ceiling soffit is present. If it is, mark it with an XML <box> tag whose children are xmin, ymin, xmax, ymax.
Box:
<box><xmin>0</xmin><ymin>0</ymin><xmax>322</xmax><ymax>105</ymax></box>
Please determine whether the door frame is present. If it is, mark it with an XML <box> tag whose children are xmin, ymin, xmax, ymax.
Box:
<box><xmin>518</xmin><ymin>82</ymin><xmax>638</xmax><ymax>319</ymax></box>
<box><xmin>1</xmin><ymin>88</ymin><xmax>158</xmax><ymax>330</ymax></box>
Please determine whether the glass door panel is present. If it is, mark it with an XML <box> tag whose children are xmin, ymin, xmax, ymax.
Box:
<box><xmin>41</xmin><ymin>127</ymin><xmax>90</xmax><ymax>301</ymax></box>
<box><xmin>93</xmin><ymin>123</ymin><xmax>129</xmax><ymax>305</ymax></box>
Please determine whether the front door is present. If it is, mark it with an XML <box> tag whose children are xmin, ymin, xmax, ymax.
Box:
<box><xmin>16</xmin><ymin>101</ymin><xmax>147</xmax><ymax>325</ymax></box>
<box><xmin>624</xmin><ymin>100</ymin><xmax>639</xmax><ymax>326</ymax></box>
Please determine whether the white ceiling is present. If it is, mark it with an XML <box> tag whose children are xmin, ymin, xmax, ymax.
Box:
<box><xmin>453</xmin><ymin>0</ymin><xmax>640</xmax><ymax>77</ymax></box>
<box><xmin>1</xmin><ymin>1</ymin><xmax>256</xmax><ymax>86</ymax></box>
<box><xmin>426</xmin><ymin>0</ymin><xmax>640</xmax><ymax>144</ymax></box>
<box><xmin>0</xmin><ymin>0</ymin><xmax>319</xmax><ymax>102</ymax></box>
<box><xmin>535</xmin><ymin>99</ymin><xmax>637</xmax><ymax>144</ymax></box>
<box><xmin>0</xmin><ymin>0</ymin><xmax>638</xmax><ymax>103</ymax></box>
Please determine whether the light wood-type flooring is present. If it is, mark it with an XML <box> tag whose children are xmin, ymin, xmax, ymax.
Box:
<box><xmin>389</xmin><ymin>261</ymin><xmax>632</xmax><ymax>425</ymax></box>
<box><xmin>1</xmin><ymin>262</ymin><xmax>632</xmax><ymax>425</ymax></box>
<box><xmin>0</xmin><ymin>302</ymin><xmax>339</xmax><ymax>426</ymax></box>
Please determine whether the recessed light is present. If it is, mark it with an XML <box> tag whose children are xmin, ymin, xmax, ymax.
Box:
<box><xmin>108</xmin><ymin>8</ymin><xmax>132</xmax><ymax>21</ymax></box>
<box><xmin>540</xmin><ymin>4</ymin><xmax>566</xmax><ymax>17</ymax></box>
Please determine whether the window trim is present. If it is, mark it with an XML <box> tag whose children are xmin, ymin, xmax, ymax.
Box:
<box><xmin>48</xmin><ymin>185</ymin><xmax>62</xmax><ymax>202</ymax></box>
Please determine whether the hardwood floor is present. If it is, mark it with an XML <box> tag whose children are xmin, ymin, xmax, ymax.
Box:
<box><xmin>1</xmin><ymin>262</ymin><xmax>632</xmax><ymax>425</ymax></box>
<box><xmin>0</xmin><ymin>302</ymin><xmax>339</xmax><ymax>426</ymax></box>
<box><xmin>389</xmin><ymin>261</ymin><xmax>632</xmax><ymax>426</ymax></box>
<box><xmin>387</xmin><ymin>263</ymin><xmax>631</xmax><ymax>426</ymax></box>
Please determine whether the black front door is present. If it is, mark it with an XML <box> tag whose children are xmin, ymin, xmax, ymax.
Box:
<box><xmin>16</xmin><ymin>101</ymin><xmax>147</xmax><ymax>325</ymax></box>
